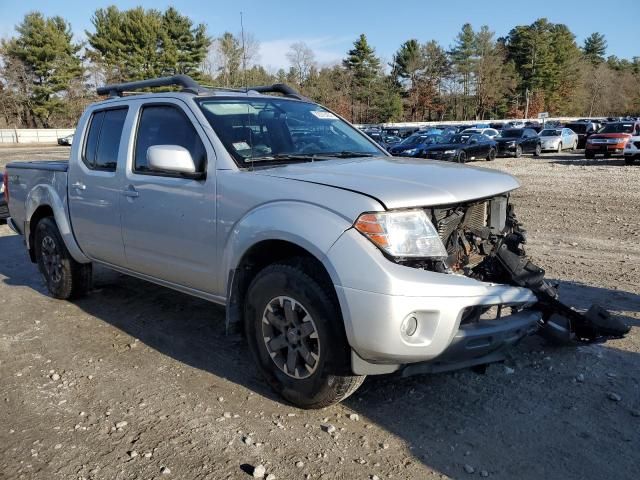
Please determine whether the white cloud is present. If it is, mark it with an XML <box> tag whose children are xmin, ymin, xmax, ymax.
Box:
<box><xmin>259</xmin><ymin>36</ymin><xmax>352</xmax><ymax>72</ymax></box>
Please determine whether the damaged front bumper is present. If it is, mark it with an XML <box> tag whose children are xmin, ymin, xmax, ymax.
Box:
<box><xmin>328</xmin><ymin>195</ymin><xmax>629</xmax><ymax>377</ymax></box>
<box><xmin>327</xmin><ymin>229</ymin><xmax>543</xmax><ymax>375</ymax></box>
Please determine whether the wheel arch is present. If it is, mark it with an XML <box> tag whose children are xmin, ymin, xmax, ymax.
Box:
<box><xmin>25</xmin><ymin>184</ymin><xmax>90</xmax><ymax>264</ymax></box>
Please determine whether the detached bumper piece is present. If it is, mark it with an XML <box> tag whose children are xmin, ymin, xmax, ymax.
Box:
<box><xmin>489</xmin><ymin>222</ymin><xmax>630</xmax><ymax>344</ymax></box>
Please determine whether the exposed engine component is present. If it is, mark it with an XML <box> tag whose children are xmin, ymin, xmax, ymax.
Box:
<box><xmin>425</xmin><ymin>195</ymin><xmax>630</xmax><ymax>343</ymax></box>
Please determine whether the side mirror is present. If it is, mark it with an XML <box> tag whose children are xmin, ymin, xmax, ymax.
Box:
<box><xmin>147</xmin><ymin>145</ymin><xmax>201</xmax><ymax>178</ymax></box>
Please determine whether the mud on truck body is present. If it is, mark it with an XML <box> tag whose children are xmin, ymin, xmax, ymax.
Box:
<box><xmin>4</xmin><ymin>75</ymin><xmax>629</xmax><ymax>408</ymax></box>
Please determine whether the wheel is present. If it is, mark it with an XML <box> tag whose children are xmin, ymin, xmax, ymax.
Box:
<box><xmin>514</xmin><ymin>145</ymin><xmax>522</xmax><ymax>158</ymax></box>
<box><xmin>244</xmin><ymin>261</ymin><xmax>365</xmax><ymax>408</ymax></box>
<box><xmin>457</xmin><ymin>151</ymin><xmax>467</xmax><ymax>163</ymax></box>
<box><xmin>534</xmin><ymin>144</ymin><xmax>542</xmax><ymax>157</ymax></box>
<box><xmin>557</xmin><ymin>142</ymin><xmax>562</xmax><ymax>153</ymax></box>
<box><xmin>585</xmin><ymin>151</ymin><xmax>595</xmax><ymax>159</ymax></box>
<box><xmin>34</xmin><ymin>217</ymin><xmax>92</xmax><ymax>299</ymax></box>
<box><xmin>625</xmin><ymin>156</ymin><xmax>635</xmax><ymax>165</ymax></box>
<box><xmin>486</xmin><ymin>148</ymin><xmax>496</xmax><ymax>161</ymax></box>
<box><xmin>571</xmin><ymin>140</ymin><xmax>577</xmax><ymax>151</ymax></box>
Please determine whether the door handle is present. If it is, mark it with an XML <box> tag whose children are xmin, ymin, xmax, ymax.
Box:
<box><xmin>71</xmin><ymin>181</ymin><xmax>86</xmax><ymax>191</ymax></box>
<box><xmin>122</xmin><ymin>186</ymin><xmax>139</xmax><ymax>198</ymax></box>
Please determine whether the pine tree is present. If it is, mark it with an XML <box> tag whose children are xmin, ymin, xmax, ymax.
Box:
<box><xmin>583</xmin><ymin>32</ymin><xmax>607</xmax><ymax>64</ymax></box>
<box><xmin>343</xmin><ymin>34</ymin><xmax>382</xmax><ymax>123</ymax></box>
<box><xmin>450</xmin><ymin>24</ymin><xmax>477</xmax><ymax>119</ymax></box>
<box><xmin>2</xmin><ymin>12</ymin><xmax>82</xmax><ymax>127</ymax></box>
<box><xmin>86</xmin><ymin>6</ymin><xmax>210</xmax><ymax>84</ymax></box>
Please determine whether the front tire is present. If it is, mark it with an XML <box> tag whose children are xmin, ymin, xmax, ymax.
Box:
<box><xmin>534</xmin><ymin>143</ymin><xmax>542</xmax><ymax>157</ymax></box>
<box><xmin>457</xmin><ymin>151</ymin><xmax>467</xmax><ymax>163</ymax></box>
<box><xmin>486</xmin><ymin>148</ymin><xmax>496</xmax><ymax>161</ymax></box>
<box><xmin>514</xmin><ymin>145</ymin><xmax>522</xmax><ymax>158</ymax></box>
<box><xmin>244</xmin><ymin>261</ymin><xmax>365</xmax><ymax>408</ymax></box>
<box><xmin>34</xmin><ymin>217</ymin><xmax>92</xmax><ymax>299</ymax></box>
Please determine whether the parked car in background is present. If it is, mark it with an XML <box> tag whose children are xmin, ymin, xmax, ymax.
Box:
<box><xmin>388</xmin><ymin>132</ymin><xmax>443</xmax><ymax>156</ymax></box>
<box><xmin>0</xmin><ymin>171</ymin><xmax>8</xmax><ymax>222</ymax></box>
<box><xmin>365</xmin><ymin>131</ymin><xmax>402</xmax><ymax>151</ymax></box>
<box><xmin>489</xmin><ymin>122</ymin><xmax>505</xmax><ymax>130</ymax></box>
<box><xmin>382</xmin><ymin>126</ymin><xmax>420</xmax><ymax>138</ymax></box>
<box><xmin>495</xmin><ymin>128</ymin><xmax>541</xmax><ymax>157</ymax></box>
<box><xmin>623</xmin><ymin>134</ymin><xmax>640</xmax><ymax>165</ymax></box>
<box><xmin>505</xmin><ymin>121</ymin><xmax>525</xmax><ymax>129</ymax></box>
<box><xmin>585</xmin><ymin>121</ymin><xmax>640</xmax><ymax>159</ymax></box>
<box><xmin>461</xmin><ymin>127</ymin><xmax>499</xmax><ymax>139</ymax></box>
<box><xmin>538</xmin><ymin>128</ymin><xmax>578</xmax><ymax>152</ymax></box>
<box><xmin>57</xmin><ymin>134</ymin><xmax>74</xmax><ymax>146</ymax></box>
<box><xmin>422</xmin><ymin>133</ymin><xmax>497</xmax><ymax>162</ymax></box>
<box><xmin>388</xmin><ymin>133</ymin><xmax>445</xmax><ymax>157</ymax></box>
<box><xmin>524</xmin><ymin>121</ymin><xmax>542</xmax><ymax>132</ymax></box>
<box><xmin>563</xmin><ymin>121</ymin><xmax>599</xmax><ymax>148</ymax></box>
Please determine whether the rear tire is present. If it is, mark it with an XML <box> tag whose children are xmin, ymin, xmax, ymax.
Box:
<box><xmin>244</xmin><ymin>261</ymin><xmax>365</xmax><ymax>409</ymax></box>
<box><xmin>34</xmin><ymin>217</ymin><xmax>92</xmax><ymax>299</ymax></box>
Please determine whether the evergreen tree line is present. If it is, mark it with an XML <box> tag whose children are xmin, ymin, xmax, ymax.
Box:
<box><xmin>0</xmin><ymin>7</ymin><xmax>638</xmax><ymax>128</ymax></box>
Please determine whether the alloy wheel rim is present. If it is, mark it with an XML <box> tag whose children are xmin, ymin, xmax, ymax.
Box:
<box><xmin>41</xmin><ymin>236</ymin><xmax>63</xmax><ymax>283</ymax></box>
<box><xmin>261</xmin><ymin>296</ymin><xmax>320</xmax><ymax>379</ymax></box>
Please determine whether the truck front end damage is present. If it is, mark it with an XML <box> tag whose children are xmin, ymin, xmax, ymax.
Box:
<box><xmin>422</xmin><ymin>195</ymin><xmax>630</xmax><ymax>345</ymax></box>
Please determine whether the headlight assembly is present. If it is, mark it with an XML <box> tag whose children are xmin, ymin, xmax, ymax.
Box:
<box><xmin>354</xmin><ymin>209</ymin><xmax>448</xmax><ymax>258</ymax></box>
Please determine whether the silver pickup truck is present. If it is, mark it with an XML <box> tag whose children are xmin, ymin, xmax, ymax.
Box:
<box><xmin>5</xmin><ymin>75</ymin><xmax>627</xmax><ymax>408</ymax></box>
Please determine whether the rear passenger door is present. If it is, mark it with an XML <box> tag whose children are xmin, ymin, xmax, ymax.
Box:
<box><xmin>119</xmin><ymin>100</ymin><xmax>218</xmax><ymax>294</ymax></box>
<box><xmin>523</xmin><ymin>129</ymin><xmax>538</xmax><ymax>152</ymax></box>
<box><xmin>68</xmin><ymin>106</ymin><xmax>129</xmax><ymax>265</ymax></box>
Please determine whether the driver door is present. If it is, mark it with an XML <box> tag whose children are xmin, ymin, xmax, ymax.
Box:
<box><xmin>119</xmin><ymin>100</ymin><xmax>218</xmax><ymax>294</ymax></box>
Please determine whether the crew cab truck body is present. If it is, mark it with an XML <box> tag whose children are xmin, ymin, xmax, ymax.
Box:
<box><xmin>6</xmin><ymin>75</ymin><xmax>544</xmax><ymax>408</ymax></box>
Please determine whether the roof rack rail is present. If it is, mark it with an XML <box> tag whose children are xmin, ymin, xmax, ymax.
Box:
<box><xmin>96</xmin><ymin>74</ymin><xmax>208</xmax><ymax>97</ymax></box>
<box><xmin>246</xmin><ymin>84</ymin><xmax>307</xmax><ymax>101</ymax></box>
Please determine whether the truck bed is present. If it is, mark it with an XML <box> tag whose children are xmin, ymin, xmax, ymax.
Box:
<box><xmin>5</xmin><ymin>160</ymin><xmax>70</xmax><ymax>235</ymax></box>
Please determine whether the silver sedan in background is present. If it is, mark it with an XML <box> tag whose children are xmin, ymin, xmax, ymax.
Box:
<box><xmin>538</xmin><ymin>127</ymin><xmax>578</xmax><ymax>152</ymax></box>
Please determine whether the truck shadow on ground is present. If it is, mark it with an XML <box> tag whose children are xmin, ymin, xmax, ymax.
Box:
<box><xmin>0</xmin><ymin>231</ymin><xmax>639</xmax><ymax>480</ymax></box>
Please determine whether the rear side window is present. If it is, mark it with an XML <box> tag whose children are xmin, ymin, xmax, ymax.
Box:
<box><xmin>134</xmin><ymin>105</ymin><xmax>206</xmax><ymax>174</ymax></box>
<box><xmin>82</xmin><ymin>108</ymin><xmax>128</xmax><ymax>171</ymax></box>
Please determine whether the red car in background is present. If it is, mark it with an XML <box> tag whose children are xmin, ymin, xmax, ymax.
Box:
<box><xmin>585</xmin><ymin>121</ymin><xmax>640</xmax><ymax>159</ymax></box>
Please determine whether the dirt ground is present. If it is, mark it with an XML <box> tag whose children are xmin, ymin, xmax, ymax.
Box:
<box><xmin>0</xmin><ymin>145</ymin><xmax>638</xmax><ymax>480</ymax></box>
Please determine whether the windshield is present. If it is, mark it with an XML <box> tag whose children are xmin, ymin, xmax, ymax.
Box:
<box><xmin>540</xmin><ymin>129</ymin><xmax>561</xmax><ymax>137</ymax></box>
<box><xmin>197</xmin><ymin>98</ymin><xmax>381</xmax><ymax>164</ymax></box>
<box><xmin>498</xmin><ymin>129</ymin><xmax>523</xmax><ymax>138</ymax></box>
<box><xmin>443</xmin><ymin>134</ymin><xmax>470</xmax><ymax>144</ymax></box>
<box><xmin>599</xmin><ymin>123</ymin><xmax>634</xmax><ymax>134</ymax></box>
<box><xmin>400</xmin><ymin>133</ymin><xmax>432</xmax><ymax>146</ymax></box>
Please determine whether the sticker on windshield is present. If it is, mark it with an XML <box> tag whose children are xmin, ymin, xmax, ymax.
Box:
<box><xmin>310</xmin><ymin>110</ymin><xmax>338</xmax><ymax>120</ymax></box>
<box><xmin>232</xmin><ymin>141</ymin><xmax>251</xmax><ymax>151</ymax></box>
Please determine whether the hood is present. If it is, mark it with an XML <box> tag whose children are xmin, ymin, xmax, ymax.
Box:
<box><xmin>495</xmin><ymin>136</ymin><xmax>521</xmax><ymax>143</ymax></box>
<box><xmin>253</xmin><ymin>156</ymin><xmax>520</xmax><ymax>209</ymax></box>
<box><xmin>588</xmin><ymin>133</ymin><xmax>630</xmax><ymax>139</ymax></box>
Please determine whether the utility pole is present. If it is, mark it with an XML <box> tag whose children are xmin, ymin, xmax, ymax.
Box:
<box><xmin>524</xmin><ymin>88</ymin><xmax>530</xmax><ymax>119</ymax></box>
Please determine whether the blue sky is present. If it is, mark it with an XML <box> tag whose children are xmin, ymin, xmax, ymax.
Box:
<box><xmin>0</xmin><ymin>0</ymin><xmax>637</xmax><ymax>71</ymax></box>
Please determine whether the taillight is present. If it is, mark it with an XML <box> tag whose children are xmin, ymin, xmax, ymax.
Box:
<box><xmin>2</xmin><ymin>169</ymin><xmax>8</xmax><ymax>203</ymax></box>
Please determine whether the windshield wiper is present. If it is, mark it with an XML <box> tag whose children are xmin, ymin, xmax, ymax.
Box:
<box><xmin>244</xmin><ymin>153</ymin><xmax>321</xmax><ymax>163</ymax></box>
<box><xmin>321</xmin><ymin>151</ymin><xmax>377</xmax><ymax>158</ymax></box>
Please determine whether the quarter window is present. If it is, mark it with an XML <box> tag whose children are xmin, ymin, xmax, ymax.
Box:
<box><xmin>134</xmin><ymin>105</ymin><xmax>206</xmax><ymax>174</ymax></box>
<box><xmin>82</xmin><ymin>108</ymin><xmax>128</xmax><ymax>171</ymax></box>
